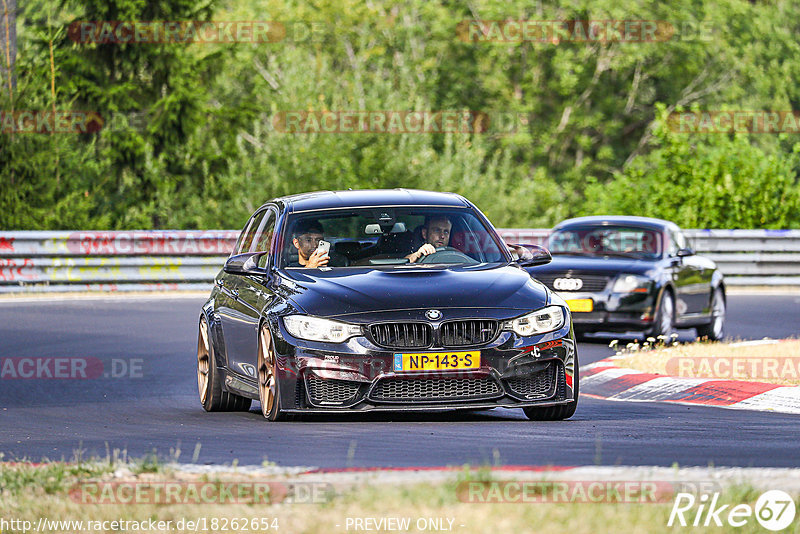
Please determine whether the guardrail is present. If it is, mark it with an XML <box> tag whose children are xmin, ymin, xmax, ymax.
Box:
<box><xmin>0</xmin><ymin>229</ymin><xmax>798</xmax><ymax>292</ymax></box>
<box><xmin>683</xmin><ymin>229</ymin><xmax>800</xmax><ymax>286</ymax></box>
<box><xmin>0</xmin><ymin>231</ymin><xmax>237</xmax><ymax>293</ymax></box>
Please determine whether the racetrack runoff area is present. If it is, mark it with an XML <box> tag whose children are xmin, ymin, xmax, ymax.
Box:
<box><xmin>1</xmin><ymin>462</ymin><xmax>799</xmax><ymax>533</ymax></box>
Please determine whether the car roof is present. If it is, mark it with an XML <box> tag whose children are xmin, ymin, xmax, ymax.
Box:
<box><xmin>264</xmin><ymin>189</ymin><xmax>470</xmax><ymax>213</ymax></box>
<box><xmin>553</xmin><ymin>215</ymin><xmax>678</xmax><ymax>231</ymax></box>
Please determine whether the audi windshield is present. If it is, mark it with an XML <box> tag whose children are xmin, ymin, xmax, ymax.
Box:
<box><xmin>279</xmin><ymin>207</ymin><xmax>509</xmax><ymax>268</ymax></box>
<box><xmin>547</xmin><ymin>225</ymin><xmax>662</xmax><ymax>260</ymax></box>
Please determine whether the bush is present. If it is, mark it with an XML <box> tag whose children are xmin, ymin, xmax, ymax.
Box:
<box><xmin>581</xmin><ymin>106</ymin><xmax>800</xmax><ymax>228</ymax></box>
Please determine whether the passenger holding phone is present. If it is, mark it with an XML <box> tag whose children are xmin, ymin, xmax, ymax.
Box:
<box><xmin>290</xmin><ymin>219</ymin><xmax>329</xmax><ymax>268</ymax></box>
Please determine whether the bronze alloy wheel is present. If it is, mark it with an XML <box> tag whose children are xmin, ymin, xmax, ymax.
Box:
<box><xmin>197</xmin><ymin>316</ymin><xmax>252</xmax><ymax>412</ymax></box>
<box><xmin>258</xmin><ymin>323</ymin><xmax>283</xmax><ymax>421</ymax></box>
<box><xmin>197</xmin><ymin>317</ymin><xmax>211</xmax><ymax>404</ymax></box>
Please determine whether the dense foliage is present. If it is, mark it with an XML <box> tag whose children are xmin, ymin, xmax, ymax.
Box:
<box><xmin>1</xmin><ymin>0</ymin><xmax>799</xmax><ymax>230</ymax></box>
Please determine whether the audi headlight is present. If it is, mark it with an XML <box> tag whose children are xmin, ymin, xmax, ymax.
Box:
<box><xmin>502</xmin><ymin>306</ymin><xmax>565</xmax><ymax>336</ymax></box>
<box><xmin>612</xmin><ymin>274</ymin><xmax>651</xmax><ymax>293</ymax></box>
<box><xmin>282</xmin><ymin>315</ymin><xmax>362</xmax><ymax>343</ymax></box>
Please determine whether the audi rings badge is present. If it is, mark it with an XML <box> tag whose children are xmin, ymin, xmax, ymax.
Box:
<box><xmin>553</xmin><ymin>277</ymin><xmax>584</xmax><ymax>291</ymax></box>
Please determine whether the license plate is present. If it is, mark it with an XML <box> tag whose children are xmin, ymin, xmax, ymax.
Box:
<box><xmin>393</xmin><ymin>351</ymin><xmax>480</xmax><ymax>372</ymax></box>
<box><xmin>566</xmin><ymin>299</ymin><xmax>593</xmax><ymax>312</ymax></box>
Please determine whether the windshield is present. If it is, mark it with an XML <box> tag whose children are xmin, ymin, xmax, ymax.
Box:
<box><xmin>279</xmin><ymin>207</ymin><xmax>508</xmax><ymax>268</ymax></box>
<box><xmin>547</xmin><ymin>225</ymin><xmax>663</xmax><ymax>259</ymax></box>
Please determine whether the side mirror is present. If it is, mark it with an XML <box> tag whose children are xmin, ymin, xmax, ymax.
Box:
<box><xmin>676</xmin><ymin>247</ymin><xmax>695</xmax><ymax>258</ymax></box>
<box><xmin>223</xmin><ymin>252</ymin><xmax>269</xmax><ymax>276</ymax></box>
<box><xmin>508</xmin><ymin>244</ymin><xmax>552</xmax><ymax>267</ymax></box>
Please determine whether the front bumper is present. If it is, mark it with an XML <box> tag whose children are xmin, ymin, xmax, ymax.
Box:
<box><xmin>272</xmin><ymin>321</ymin><xmax>577</xmax><ymax>413</ymax></box>
<box><xmin>559</xmin><ymin>290</ymin><xmax>658</xmax><ymax>333</ymax></box>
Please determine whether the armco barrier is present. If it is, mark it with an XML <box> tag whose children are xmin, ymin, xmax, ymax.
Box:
<box><xmin>0</xmin><ymin>231</ymin><xmax>238</xmax><ymax>293</ymax></box>
<box><xmin>500</xmin><ymin>228</ymin><xmax>800</xmax><ymax>286</ymax></box>
<box><xmin>0</xmin><ymin>229</ymin><xmax>798</xmax><ymax>292</ymax></box>
<box><xmin>683</xmin><ymin>229</ymin><xmax>800</xmax><ymax>286</ymax></box>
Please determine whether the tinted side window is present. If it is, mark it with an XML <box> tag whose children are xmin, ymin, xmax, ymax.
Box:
<box><xmin>235</xmin><ymin>210</ymin><xmax>266</xmax><ymax>254</ymax></box>
<box><xmin>252</xmin><ymin>210</ymin><xmax>277</xmax><ymax>253</ymax></box>
<box><xmin>252</xmin><ymin>211</ymin><xmax>278</xmax><ymax>268</ymax></box>
<box><xmin>676</xmin><ymin>231</ymin><xmax>687</xmax><ymax>250</ymax></box>
<box><xmin>668</xmin><ymin>229</ymin><xmax>686</xmax><ymax>256</ymax></box>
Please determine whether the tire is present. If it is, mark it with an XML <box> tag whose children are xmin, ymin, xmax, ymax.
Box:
<box><xmin>197</xmin><ymin>316</ymin><xmax>252</xmax><ymax>412</ymax></box>
<box><xmin>649</xmin><ymin>289</ymin><xmax>676</xmax><ymax>341</ymax></box>
<box><xmin>523</xmin><ymin>359</ymin><xmax>579</xmax><ymax>421</ymax></box>
<box><xmin>258</xmin><ymin>323</ymin><xmax>286</xmax><ymax>421</ymax></box>
<box><xmin>574</xmin><ymin>330</ymin><xmax>590</xmax><ymax>342</ymax></box>
<box><xmin>696</xmin><ymin>287</ymin><xmax>725</xmax><ymax>341</ymax></box>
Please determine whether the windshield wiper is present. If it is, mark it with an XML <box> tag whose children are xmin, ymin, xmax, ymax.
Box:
<box><xmin>369</xmin><ymin>258</ymin><xmax>410</xmax><ymax>265</ymax></box>
<box><xmin>551</xmin><ymin>251</ymin><xmax>593</xmax><ymax>256</ymax></box>
<box><xmin>596</xmin><ymin>251</ymin><xmax>646</xmax><ymax>259</ymax></box>
<box><xmin>552</xmin><ymin>251</ymin><xmax>646</xmax><ymax>259</ymax></box>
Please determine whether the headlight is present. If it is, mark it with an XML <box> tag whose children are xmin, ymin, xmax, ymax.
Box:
<box><xmin>502</xmin><ymin>306</ymin><xmax>565</xmax><ymax>336</ymax></box>
<box><xmin>282</xmin><ymin>315</ymin><xmax>362</xmax><ymax>343</ymax></box>
<box><xmin>612</xmin><ymin>274</ymin><xmax>651</xmax><ymax>293</ymax></box>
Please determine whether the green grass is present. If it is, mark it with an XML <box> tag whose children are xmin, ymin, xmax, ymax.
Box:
<box><xmin>2</xmin><ymin>457</ymin><xmax>799</xmax><ymax>533</ymax></box>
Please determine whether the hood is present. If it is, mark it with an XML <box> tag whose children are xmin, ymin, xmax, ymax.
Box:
<box><xmin>278</xmin><ymin>265</ymin><xmax>548</xmax><ymax>318</ymax></box>
<box><xmin>526</xmin><ymin>254</ymin><xmax>656</xmax><ymax>277</ymax></box>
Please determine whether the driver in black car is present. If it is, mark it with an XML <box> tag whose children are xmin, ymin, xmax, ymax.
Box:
<box><xmin>405</xmin><ymin>215</ymin><xmax>452</xmax><ymax>263</ymax></box>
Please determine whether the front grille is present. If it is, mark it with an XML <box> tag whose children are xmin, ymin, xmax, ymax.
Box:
<box><xmin>535</xmin><ymin>274</ymin><xmax>610</xmax><ymax>292</ymax></box>
<box><xmin>370</xmin><ymin>322</ymin><xmax>432</xmax><ymax>349</ymax></box>
<box><xmin>440</xmin><ymin>320</ymin><xmax>499</xmax><ymax>347</ymax></box>
<box><xmin>505</xmin><ymin>363</ymin><xmax>557</xmax><ymax>399</ymax></box>
<box><xmin>370</xmin><ymin>376</ymin><xmax>502</xmax><ymax>402</ymax></box>
<box><xmin>305</xmin><ymin>376</ymin><xmax>361</xmax><ymax>405</ymax></box>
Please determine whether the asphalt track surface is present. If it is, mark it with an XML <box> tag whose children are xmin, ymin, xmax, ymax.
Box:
<box><xmin>0</xmin><ymin>294</ymin><xmax>798</xmax><ymax>468</ymax></box>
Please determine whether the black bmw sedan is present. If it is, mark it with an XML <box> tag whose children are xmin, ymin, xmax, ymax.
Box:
<box><xmin>196</xmin><ymin>189</ymin><xmax>578</xmax><ymax>421</ymax></box>
<box><xmin>529</xmin><ymin>216</ymin><xmax>726</xmax><ymax>341</ymax></box>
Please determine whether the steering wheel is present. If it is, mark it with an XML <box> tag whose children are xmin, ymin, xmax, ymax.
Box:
<box><xmin>418</xmin><ymin>246</ymin><xmax>476</xmax><ymax>264</ymax></box>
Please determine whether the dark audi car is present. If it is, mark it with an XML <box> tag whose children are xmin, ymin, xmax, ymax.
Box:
<box><xmin>529</xmin><ymin>216</ymin><xmax>725</xmax><ymax>340</ymax></box>
<box><xmin>196</xmin><ymin>189</ymin><xmax>578</xmax><ymax>421</ymax></box>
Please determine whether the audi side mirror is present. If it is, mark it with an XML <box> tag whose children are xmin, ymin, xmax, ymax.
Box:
<box><xmin>223</xmin><ymin>252</ymin><xmax>269</xmax><ymax>275</ymax></box>
<box><xmin>507</xmin><ymin>244</ymin><xmax>552</xmax><ymax>267</ymax></box>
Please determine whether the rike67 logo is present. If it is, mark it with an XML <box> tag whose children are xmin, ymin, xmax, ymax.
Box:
<box><xmin>668</xmin><ymin>490</ymin><xmax>796</xmax><ymax>531</ymax></box>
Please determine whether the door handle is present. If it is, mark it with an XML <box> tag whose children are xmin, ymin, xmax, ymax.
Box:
<box><xmin>231</xmin><ymin>289</ymin><xmax>239</xmax><ymax>299</ymax></box>
<box><xmin>214</xmin><ymin>279</ymin><xmax>223</xmax><ymax>288</ymax></box>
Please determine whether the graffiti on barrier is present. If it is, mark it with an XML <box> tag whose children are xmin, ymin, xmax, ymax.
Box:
<box><xmin>0</xmin><ymin>258</ymin><xmax>35</xmax><ymax>281</ymax></box>
<box><xmin>66</xmin><ymin>232</ymin><xmax>238</xmax><ymax>256</ymax></box>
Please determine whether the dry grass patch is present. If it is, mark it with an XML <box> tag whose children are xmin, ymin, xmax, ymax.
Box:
<box><xmin>610</xmin><ymin>339</ymin><xmax>800</xmax><ymax>386</ymax></box>
<box><xmin>2</xmin><ymin>462</ymin><xmax>795</xmax><ymax>534</ymax></box>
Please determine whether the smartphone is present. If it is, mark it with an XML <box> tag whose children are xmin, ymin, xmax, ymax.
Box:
<box><xmin>316</xmin><ymin>240</ymin><xmax>331</xmax><ymax>255</ymax></box>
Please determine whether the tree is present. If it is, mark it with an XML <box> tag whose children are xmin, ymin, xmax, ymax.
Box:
<box><xmin>0</xmin><ymin>0</ymin><xmax>16</xmax><ymax>94</ymax></box>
